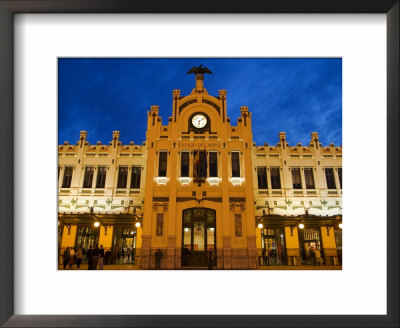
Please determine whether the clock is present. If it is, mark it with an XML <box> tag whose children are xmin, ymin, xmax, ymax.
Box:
<box><xmin>192</xmin><ymin>114</ymin><xmax>207</xmax><ymax>128</ymax></box>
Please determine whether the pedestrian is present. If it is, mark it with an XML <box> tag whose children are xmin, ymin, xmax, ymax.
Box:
<box><xmin>105</xmin><ymin>249</ymin><xmax>111</xmax><ymax>265</ymax></box>
<box><xmin>92</xmin><ymin>244</ymin><xmax>100</xmax><ymax>270</ymax></box>
<box><xmin>127</xmin><ymin>247</ymin><xmax>131</xmax><ymax>261</ymax></box>
<box><xmin>86</xmin><ymin>245</ymin><xmax>94</xmax><ymax>270</ymax></box>
<box><xmin>265</xmin><ymin>248</ymin><xmax>270</xmax><ymax>266</ymax></box>
<box><xmin>155</xmin><ymin>249</ymin><xmax>162</xmax><ymax>269</ymax></box>
<box><xmin>68</xmin><ymin>247</ymin><xmax>75</xmax><ymax>269</ymax></box>
<box><xmin>207</xmin><ymin>248</ymin><xmax>214</xmax><ymax>270</ymax></box>
<box><xmin>62</xmin><ymin>247</ymin><xmax>70</xmax><ymax>270</ymax></box>
<box><xmin>182</xmin><ymin>246</ymin><xmax>190</xmax><ymax>266</ymax></box>
<box><xmin>315</xmin><ymin>248</ymin><xmax>323</xmax><ymax>266</ymax></box>
<box><xmin>132</xmin><ymin>248</ymin><xmax>136</xmax><ymax>264</ymax></box>
<box><xmin>76</xmin><ymin>247</ymin><xmax>83</xmax><ymax>269</ymax></box>
<box><xmin>310</xmin><ymin>247</ymin><xmax>317</xmax><ymax>266</ymax></box>
<box><xmin>98</xmin><ymin>245</ymin><xmax>105</xmax><ymax>270</ymax></box>
<box><xmin>270</xmin><ymin>248</ymin><xmax>277</xmax><ymax>265</ymax></box>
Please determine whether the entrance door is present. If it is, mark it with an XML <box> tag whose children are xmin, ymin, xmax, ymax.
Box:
<box><xmin>112</xmin><ymin>227</ymin><xmax>136</xmax><ymax>264</ymax></box>
<box><xmin>182</xmin><ymin>208</ymin><xmax>216</xmax><ymax>267</ymax></box>
<box><xmin>262</xmin><ymin>228</ymin><xmax>287</xmax><ymax>265</ymax></box>
<box><xmin>298</xmin><ymin>227</ymin><xmax>322</xmax><ymax>265</ymax></box>
<box><xmin>75</xmin><ymin>226</ymin><xmax>100</xmax><ymax>261</ymax></box>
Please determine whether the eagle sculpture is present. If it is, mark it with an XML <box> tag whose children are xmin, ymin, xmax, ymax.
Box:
<box><xmin>187</xmin><ymin>65</ymin><xmax>213</xmax><ymax>75</ymax></box>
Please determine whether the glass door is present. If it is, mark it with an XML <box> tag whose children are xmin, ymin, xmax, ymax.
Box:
<box><xmin>182</xmin><ymin>208</ymin><xmax>216</xmax><ymax>267</ymax></box>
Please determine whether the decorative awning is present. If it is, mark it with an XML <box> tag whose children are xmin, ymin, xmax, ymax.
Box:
<box><xmin>258</xmin><ymin>214</ymin><xmax>342</xmax><ymax>227</ymax></box>
<box><xmin>58</xmin><ymin>213</ymin><xmax>138</xmax><ymax>226</ymax></box>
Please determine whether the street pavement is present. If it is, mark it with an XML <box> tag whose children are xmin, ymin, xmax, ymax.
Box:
<box><xmin>59</xmin><ymin>263</ymin><xmax>341</xmax><ymax>270</ymax></box>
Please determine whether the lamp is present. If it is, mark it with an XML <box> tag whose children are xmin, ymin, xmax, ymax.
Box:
<box><xmin>298</xmin><ymin>223</ymin><xmax>304</xmax><ymax>229</ymax></box>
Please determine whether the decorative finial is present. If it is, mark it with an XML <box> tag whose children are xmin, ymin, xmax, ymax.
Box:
<box><xmin>187</xmin><ymin>65</ymin><xmax>212</xmax><ymax>93</ymax></box>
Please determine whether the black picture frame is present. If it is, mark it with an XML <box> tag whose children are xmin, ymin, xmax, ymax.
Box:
<box><xmin>0</xmin><ymin>1</ymin><xmax>398</xmax><ymax>327</ymax></box>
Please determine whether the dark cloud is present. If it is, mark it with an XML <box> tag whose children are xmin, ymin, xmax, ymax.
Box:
<box><xmin>58</xmin><ymin>58</ymin><xmax>342</xmax><ymax>146</ymax></box>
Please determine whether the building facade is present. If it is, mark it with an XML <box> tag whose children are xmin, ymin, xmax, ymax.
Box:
<box><xmin>58</xmin><ymin>74</ymin><xmax>342</xmax><ymax>269</ymax></box>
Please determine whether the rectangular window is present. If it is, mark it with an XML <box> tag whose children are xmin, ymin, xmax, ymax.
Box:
<box><xmin>291</xmin><ymin>168</ymin><xmax>302</xmax><ymax>189</ymax></box>
<box><xmin>257</xmin><ymin>167</ymin><xmax>268</xmax><ymax>189</ymax></box>
<box><xmin>270</xmin><ymin>167</ymin><xmax>281</xmax><ymax>189</ymax></box>
<box><xmin>231</xmin><ymin>152</ymin><xmax>240</xmax><ymax>177</ymax></box>
<box><xmin>156</xmin><ymin>213</ymin><xmax>164</xmax><ymax>236</ymax></box>
<box><xmin>193</xmin><ymin>150</ymin><xmax>207</xmax><ymax>179</ymax></box>
<box><xmin>234</xmin><ymin>213</ymin><xmax>242</xmax><ymax>237</ymax></box>
<box><xmin>209</xmin><ymin>152</ymin><xmax>218</xmax><ymax>177</ymax></box>
<box><xmin>304</xmin><ymin>168</ymin><xmax>315</xmax><ymax>189</ymax></box>
<box><xmin>96</xmin><ymin>166</ymin><xmax>107</xmax><ymax>188</ymax></box>
<box><xmin>158</xmin><ymin>151</ymin><xmax>167</xmax><ymax>177</ymax></box>
<box><xmin>338</xmin><ymin>168</ymin><xmax>342</xmax><ymax>188</ymax></box>
<box><xmin>325</xmin><ymin>168</ymin><xmax>336</xmax><ymax>189</ymax></box>
<box><xmin>130</xmin><ymin>166</ymin><xmax>141</xmax><ymax>189</ymax></box>
<box><xmin>181</xmin><ymin>152</ymin><xmax>189</xmax><ymax>177</ymax></box>
<box><xmin>62</xmin><ymin>166</ymin><xmax>73</xmax><ymax>188</ymax></box>
<box><xmin>117</xmin><ymin>166</ymin><xmax>128</xmax><ymax>188</ymax></box>
<box><xmin>82</xmin><ymin>166</ymin><xmax>94</xmax><ymax>188</ymax></box>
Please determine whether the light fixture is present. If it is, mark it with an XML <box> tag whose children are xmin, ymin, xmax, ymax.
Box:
<box><xmin>258</xmin><ymin>223</ymin><xmax>263</xmax><ymax>229</ymax></box>
<box><xmin>130</xmin><ymin>231</ymin><xmax>134</xmax><ymax>235</ymax></box>
<box><xmin>94</xmin><ymin>221</ymin><xmax>100</xmax><ymax>228</ymax></box>
<box><xmin>299</xmin><ymin>223</ymin><xmax>304</xmax><ymax>229</ymax></box>
<box><xmin>135</xmin><ymin>222</ymin><xmax>141</xmax><ymax>228</ymax></box>
<box><xmin>339</xmin><ymin>223</ymin><xmax>343</xmax><ymax>229</ymax></box>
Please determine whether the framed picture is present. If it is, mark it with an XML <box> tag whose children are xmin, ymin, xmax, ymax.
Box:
<box><xmin>0</xmin><ymin>1</ymin><xmax>398</xmax><ymax>327</ymax></box>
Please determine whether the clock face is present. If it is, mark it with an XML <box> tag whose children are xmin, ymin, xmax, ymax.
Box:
<box><xmin>192</xmin><ymin>114</ymin><xmax>207</xmax><ymax>128</ymax></box>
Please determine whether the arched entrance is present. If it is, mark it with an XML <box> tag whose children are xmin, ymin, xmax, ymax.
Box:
<box><xmin>182</xmin><ymin>208</ymin><xmax>216</xmax><ymax>267</ymax></box>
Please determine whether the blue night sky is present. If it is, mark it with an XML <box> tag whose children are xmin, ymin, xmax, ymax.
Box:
<box><xmin>58</xmin><ymin>58</ymin><xmax>342</xmax><ymax>147</ymax></box>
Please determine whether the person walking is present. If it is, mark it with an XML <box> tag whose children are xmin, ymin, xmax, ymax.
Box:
<box><xmin>270</xmin><ymin>248</ymin><xmax>277</xmax><ymax>265</ymax></box>
<box><xmin>155</xmin><ymin>249</ymin><xmax>162</xmax><ymax>269</ymax></box>
<box><xmin>76</xmin><ymin>247</ymin><xmax>83</xmax><ymax>269</ymax></box>
<box><xmin>315</xmin><ymin>248</ymin><xmax>323</xmax><ymax>266</ymax></box>
<box><xmin>265</xmin><ymin>249</ymin><xmax>270</xmax><ymax>266</ymax></box>
<box><xmin>98</xmin><ymin>245</ymin><xmax>105</xmax><ymax>270</ymax></box>
<box><xmin>62</xmin><ymin>247</ymin><xmax>70</xmax><ymax>270</ymax></box>
<box><xmin>92</xmin><ymin>244</ymin><xmax>100</xmax><ymax>270</ymax></box>
<box><xmin>68</xmin><ymin>247</ymin><xmax>75</xmax><ymax>269</ymax></box>
<box><xmin>86</xmin><ymin>245</ymin><xmax>94</xmax><ymax>270</ymax></box>
<box><xmin>207</xmin><ymin>248</ymin><xmax>214</xmax><ymax>270</ymax></box>
<box><xmin>310</xmin><ymin>247</ymin><xmax>317</xmax><ymax>266</ymax></box>
<box><xmin>126</xmin><ymin>247</ymin><xmax>132</xmax><ymax>262</ymax></box>
<box><xmin>105</xmin><ymin>249</ymin><xmax>111</xmax><ymax>265</ymax></box>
